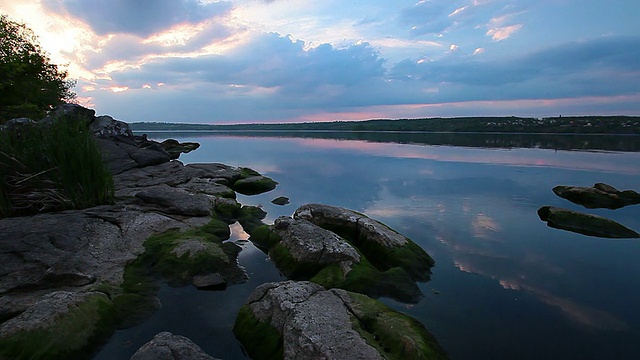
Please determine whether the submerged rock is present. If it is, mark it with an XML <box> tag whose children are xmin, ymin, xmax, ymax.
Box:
<box><xmin>233</xmin><ymin>280</ymin><xmax>448</xmax><ymax>360</ymax></box>
<box><xmin>271</xmin><ymin>196</ymin><xmax>290</xmax><ymax>206</ymax></box>
<box><xmin>131</xmin><ymin>331</ymin><xmax>219</xmax><ymax>360</ymax></box>
<box><xmin>552</xmin><ymin>183</ymin><xmax>640</xmax><ymax>209</ymax></box>
<box><xmin>537</xmin><ymin>206</ymin><xmax>640</xmax><ymax>238</ymax></box>
<box><xmin>192</xmin><ymin>273</ymin><xmax>226</xmax><ymax>291</ymax></box>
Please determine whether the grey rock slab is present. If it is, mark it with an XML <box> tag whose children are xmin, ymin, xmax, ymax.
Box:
<box><xmin>295</xmin><ymin>203</ymin><xmax>408</xmax><ymax>247</ymax></box>
<box><xmin>135</xmin><ymin>184</ymin><xmax>214</xmax><ymax>217</ymax></box>
<box><xmin>245</xmin><ymin>281</ymin><xmax>383</xmax><ymax>360</ymax></box>
<box><xmin>178</xmin><ymin>178</ymin><xmax>236</xmax><ymax>198</ymax></box>
<box><xmin>0</xmin><ymin>291</ymin><xmax>107</xmax><ymax>337</ymax></box>
<box><xmin>0</xmin><ymin>205</ymin><xmax>190</xmax><ymax>315</ymax></box>
<box><xmin>272</xmin><ymin>217</ymin><xmax>361</xmax><ymax>265</ymax></box>
<box><xmin>130</xmin><ymin>331</ymin><xmax>219</xmax><ymax>360</ymax></box>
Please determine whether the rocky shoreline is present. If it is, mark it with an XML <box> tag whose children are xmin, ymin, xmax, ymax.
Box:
<box><xmin>0</xmin><ymin>105</ymin><xmax>447</xmax><ymax>359</ymax></box>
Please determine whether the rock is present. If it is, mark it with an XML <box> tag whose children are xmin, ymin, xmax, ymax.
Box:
<box><xmin>135</xmin><ymin>184</ymin><xmax>214</xmax><ymax>217</ymax></box>
<box><xmin>178</xmin><ymin>178</ymin><xmax>236</xmax><ymax>198</ymax></box>
<box><xmin>552</xmin><ymin>183</ymin><xmax>640</xmax><ymax>209</ymax></box>
<box><xmin>47</xmin><ymin>103</ymin><xmax>96</xmax><ymax>122</ymax></box>
<box><xmin>192</xmin><ymin>273</ymin><xmax>226</xmax><ymax>291</ymax></box>
<box><xmin>250</xmin><ymin>204</ymin><xmax>434</xmax><ymax>303</ymax></box>
<box><xmin>266</xmin><ymin>217</ymin><xmax>361</xmax><ymax>278</ymax></box>
<box><xmin>1</xmin><ymin>117</ymin><xmax>36</xmax><ymax>131</ymax></box>
<box><xmin>538</xmin><ymin>206</ymin><xmax>640</xmax><ymax>238</ymax></box>
<box><xmin>0</xmin><ymin>105</ymin><xmax>277</xmax><ymax>357</ymax></box>
<box><xmin>237</xmin><ymin>205</ymin><xmax>268</xmax><ymax>234</ymax></box>
<box><xmin>160</xmin><ymin>139</ymin><xmax>201</xmax><ymax>160</ymax></box>
<box><xmin>96</xmin><ymin>137</ymin><xmax>170</xmax><ymax>175</ymax></box>
<box><xmin>0</xmin><ymin>291</ymin><xmax>115</xmax><ymax>360</ymax></box>
<box><xmin>294</xmin><ymin>204</ymin><xmax>434</xmax><ymax>281</ymax></box>
<box><xmin>90</xmin><ymin>115</ymin><xmax>134</xmax><ymax>138</ymax></box>
<box><xmin>131</xmin><ymin>331</ymin><xmax>219</xmax><ymax>360</ymax></box>
<box><xmin>140</xmin><ymin>218</ymin><xmax>246</xmax><ymax>287</ymax></box>
<box><xmin>271</xmin><ymin>196</ymin><xmax>290</xmax><ymax>206</ymax></box>
<box><xmin>233</xmin><ymin>281</ymin><xmax>448</xmax><ymax>360</ymax></box>
<box><xmin>232</xmin><ymin>174</ymin><xmax>278</xmax><ymax>195</ymax></box>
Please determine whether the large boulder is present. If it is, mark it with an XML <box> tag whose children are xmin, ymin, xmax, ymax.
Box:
<box><xmin>233</xmin><ymin>281</ymin><xmax>448</xmax><ymax>360</ymax></box>
<box><xmin>552</xmin><ymin>183</ymin><xmax>640</xmax><ymax>209</ymax></box>
<box><xmin>538</xmin><ymin>206</ymin><xmax>640</xmax><ymax>238</ymax></box>
<box><xmin>131</xmin><ymin>332</ymin><xmax>219</xmax><ymax>360</ymax></box>
<box><xmin>250</xmin><ymin>204</ymin><xmax>434</xmax><ymax>303</ymax></box>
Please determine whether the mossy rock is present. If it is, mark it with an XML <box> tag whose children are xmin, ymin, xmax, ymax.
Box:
<box><xmin>214</xmin><ymin>198</ymin><xmax>242</xmax><ymax>222</ymax></box>
<box><xmin>140</xmin><ymin>220</ymin><xmax>243</xmax><ymax>286</ymax></box>
<box><xmin>249</xmin><ymin>221</ymin><xmax>424</xmax><ymax>303</ymax></box>
<box><xmin>233</xmin><ymin>306</ymin><xmax>284</xmax><ymax>360</ymax></box>
<box><xmin>538</xmin><ymin>206</ymin><xmax>640</xmax><ymax>238</ymax></box>
<box><xmin>271</xmin><ymin>196</ymin><xmax>290</xmax><ymax>206</ymax></box>
<box><xmin>311</xmin><ymin>256</ymin><xmax>422</xmax><ymax>303</ymax></box>
<box><xmin>269</xmin><ymin>242</ymin><xmax>326</xmax><ymax>280</ymax></box>
<box><xmin>0</xmin><ymin>293</ymin><xmax>116</xmax><ymax>360</ymax></box>
<box><xmin>250</xmin><ymin>225</ymin><xmax>282</xmax><ymax>251</ymax></box>
<box><xmin>231</xmin><ymin>168</ymin><xmax>278</xmax><ymax>195</ymax></box>
<box><xmin>232</xmin><ymin>282</ymin><xmax>447</xmax><ymax>360</ymax></box>
<box><xmin>238</xmin><ymin>205</ymin><xmax>268</xmax><ymax>235</ymax></box>
<box><xmin>342</xmin><ymin>291</ymin><xmax>449</xmax><ymax>360</ymax></box>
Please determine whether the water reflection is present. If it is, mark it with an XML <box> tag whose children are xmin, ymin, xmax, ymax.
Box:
<box><xmin>145</xmin><ymin>130</ymin><xmax>640</xmax><ymax>152</ymax></box>
<box><xmin>136</xmin><ymin>132</ymin><xmax>640</xmax><ymax>360</ymax></box>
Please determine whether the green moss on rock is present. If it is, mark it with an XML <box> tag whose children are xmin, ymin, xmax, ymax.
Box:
<box><xmin>0</xmin><ymin>293</ymin><xmax>116</xmax><ymax>360</ymax></box>
<box><xmin>269</xmin><ymin>242</ymin><xmax>325</xmax><ymax>279</ymax></box>
<box><xmin>238</xmin><ymin>205</ymin><xmax>268</xmax><ymax>234</ymax></box>
<box><xmin>231</xmin><ymin>169</ymin><xmax>278</xmax><ymax>195</ymax></box>
<box><xmin>233</xmin><ymin>306</ymin><xmax>283</xmax><ymax>360</ymax></box>
<box><xmin>311</xmin><ymin>256</ymin><xmax>422</xmax><ymax>303</ymax></box>
<box><xmin>344</xmin><ymin>291</ymin><xmax>448</xmax><ymax>360</ymax></box>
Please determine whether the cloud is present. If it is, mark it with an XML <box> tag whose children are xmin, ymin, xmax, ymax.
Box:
<box><xmin>105</xmin><ymin>33</ymin><xmax>386</xmax><ymax>94</ymax></box>
<box><xmin>486</xmin><ymin>24</ymin><xmax>522</xmax><ymax>41</ymax></box>
<box><xmin>398</xmin><ymin>0</ymin><xmax>465</xmax><ymax>36</ymax></box>
<box><xmin>389</xmin><ymin>36</ymin><xmax>640</xmax><ymax>97</ymax></box>
<box><xmin>43</xmin><ymin>0</ymin><xmax>233</xmax><ymax>37</ymax></box>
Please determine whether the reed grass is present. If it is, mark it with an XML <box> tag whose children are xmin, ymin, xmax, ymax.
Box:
<box><xmin>0</xmin><ymin>115</ymin><xmax>114</xmax><ymax>217</ymax></box>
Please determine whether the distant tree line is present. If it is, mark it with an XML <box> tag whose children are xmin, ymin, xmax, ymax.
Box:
<box><xmin>130</xmin><ymin>116</ymin><xmax>640</xmax><ymax>134</ymax></box>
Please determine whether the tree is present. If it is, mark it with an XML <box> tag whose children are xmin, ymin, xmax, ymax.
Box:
<box><xmin>0</xmin><ymin>14</ymin><xmax>76</xmax><ymax>123</ymax></box>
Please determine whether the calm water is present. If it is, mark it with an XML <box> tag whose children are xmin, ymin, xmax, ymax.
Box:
<box><xmin>96</xmin><ymin>132</ymin><xmax>640</xmax><ymax>360</ymax></box>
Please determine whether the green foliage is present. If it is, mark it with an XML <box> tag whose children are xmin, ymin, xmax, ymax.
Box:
<box><xmin>0</xmin><ymin>115</ymin><xmax>114</xmax><ymax>218</ymax></box>
<box><xmin>0</xmin><ymin>14</ymin><xmax>76</xmax><ymax>122</ymax></box>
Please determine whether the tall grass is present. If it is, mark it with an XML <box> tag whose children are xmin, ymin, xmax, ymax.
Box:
<box><xmin>0</xmin><ymin>115</ymin><xmax>114</xmax><ymax>218</ymax></box>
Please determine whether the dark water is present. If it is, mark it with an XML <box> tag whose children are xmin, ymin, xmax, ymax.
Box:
<box><xmin>95</xmin><ymin>132</ymin><xmax>640</xmax><ymax>360</ymax></box>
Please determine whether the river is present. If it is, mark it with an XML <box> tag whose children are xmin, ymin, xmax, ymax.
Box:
<box><xmin>95</xmin><ymin>132</ymin><xmax>640</xmax><ymax>360</ymax></box>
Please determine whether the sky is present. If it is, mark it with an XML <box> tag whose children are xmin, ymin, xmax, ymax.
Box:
<box><xmin>1</xmin><ymin>0</ymin><xmax>639</xmax><ymax>124</ymax></box>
